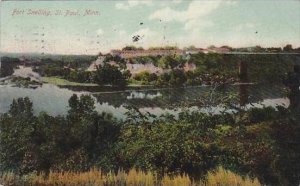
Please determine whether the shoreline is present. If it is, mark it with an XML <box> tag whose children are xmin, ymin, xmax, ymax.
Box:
<box><xmin>1</xmin><ymin>75</ymin><xmax>258</xmax><ymax>93</ymax></box>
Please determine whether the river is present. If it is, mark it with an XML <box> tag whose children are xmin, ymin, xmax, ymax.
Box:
<box><xmin>0</xmin><ymin>82</ymin><xmax>289</xmax><ymax>119</ymax></box>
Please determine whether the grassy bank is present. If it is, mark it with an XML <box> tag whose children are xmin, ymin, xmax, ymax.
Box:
<box><xmin>42</xmin><ymin>76</ymin><xmax>98</xmax><ymax>86</ymax></box>
<box><xmin>0</xmin><ymin>167</ymin><xmax>261</xmax><ymax>186</ymax></box>
<box><xmin>42</xmin><ymin>76</ymin><xmax>151</xmax><ymax>88</ymax></box>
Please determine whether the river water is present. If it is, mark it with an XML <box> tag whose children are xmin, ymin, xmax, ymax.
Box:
<box><xmin>0</xmin><ymin>82</ymin><xmax>289</xmax><ymax>119</ymax></box>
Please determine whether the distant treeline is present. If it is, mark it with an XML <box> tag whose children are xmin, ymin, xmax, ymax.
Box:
<box><xmin>2</xmin><ymin>53</ymin><xmax>299</xmax><ymax>86</ymax></box>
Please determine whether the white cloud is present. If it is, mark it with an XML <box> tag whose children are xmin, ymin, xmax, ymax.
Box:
<box><xmin>234</xmin><ymin>23</ymin><xmax>256</xmax><ymax>32</ymax></box>
<box><xmin>149</xmin><ymin>0</ymin><xmax>238</xmax><ymax>32</ymax></box>
<box><xmin>96</xmin><ymin>28</ymin><xmax>104</xmax><ymax>35</ymax></box>
<box><xmin>184</xmin><ymin>19</ymin><xmax>214</xmax><ymax>31</ymax></box>
<box><xmin>149</xmin><ymin>7</ymin><xmax>184</xmax><ymax>22</ymax></box>
<box><xmin>149</xmin><ymin>0</ymin><xmax>238</xmax><ymax>48</ymax></box>
<box><xmin>173</xmin><ymin>0</ymin><xmax>183</xmax><ymax>4</ymax></box>
<box><xmin>185</xmin><ymin>1</ymin><xmax>223</xmax><ymax>20</ymax></box>
<box><xmin>118</xmin><ymin>30</ymin><xmax>126</xmax><ymax>36</ymax></box>
<box><xmin>149</xmin><ymin>1</ymin><xmax>223</xmax><ymax>22</ymax></box>
<box><xmin>158</xmin><ymin>0</ymin><xmax>183</xmax><ymax>7</ymax></box>
<box><xmin>115</xmin><ymin>0</ymin><xmax>152</xmax><ymax>10</ymax></box>
<box><xmin>224</xmin><ymin>1</ymin><xmax>238</xmax><ymax>6</ymax></box>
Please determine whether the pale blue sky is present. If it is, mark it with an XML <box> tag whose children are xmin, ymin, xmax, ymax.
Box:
<box><xmin>1</xmin><ymin>0</ymin><xmax>300</xmax><ymax>54</ymax></box>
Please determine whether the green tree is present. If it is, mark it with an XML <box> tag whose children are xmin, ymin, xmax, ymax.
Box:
<box><xmin>94</xmin><ymin>64</ymin><xmax>127</xmax><ymax>87</ymax></box>
<box><xmin>134</xmin><ymin>71</ymin><xmax>157</xmax><ymax>83</ymax></box>
<box><xmin>66</xmin><ymin>94</ymin><xmax>120</xmax><ymax>169</ymax></box>
<box><xmin>0</xmin><ymin>57</ymin><xmax>20</xmax><ymax>77</ymax></box>
<box><xmin>169</xmin><ymin>69</ymin><xmax>187</xmax><ymax>86</ymax></box>
<box><xmin>0</xmin><ymin>97</ymin><xmax>36</xmax><ymax>173</ymax></box>
<box><xmin>283</xmin><ymin>44</ymin><xmax>293</xmax><ymax>52</ymax></box>
<box><xmin>158</xmin><ymin>56</ymin><xmax>180</xmax><ymax>69</ymax></box>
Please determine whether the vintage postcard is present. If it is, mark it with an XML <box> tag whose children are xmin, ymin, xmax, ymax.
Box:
<box><xmin>0</xmin><ymin>0</ymin><xmax>300</xmax><ymax>185</ymax></box>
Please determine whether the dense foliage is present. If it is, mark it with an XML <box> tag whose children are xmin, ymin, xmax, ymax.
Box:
<box><xmin>0</xmin><ymin>94</ymin><xmax>299</xmax><ymax>185</ymax></box>
<box><xmin>94</xmin><ymin>64</ymin><xmax>128</xmax><ymax>87</ymax></box>
<box><xmin>33</xmin><ymin>58</ymin><xmax>129</xmax><ymax>86</ymax></box>
<box><xmin>22</xmin><ymin>53</ymin><xmax>298</xmax><ymax>87</ymax></box>
<box><xmin>0</xmin><ymin>57</ymin><xmax>20</xmax><ymax>77</ymax></box>
<box><xmin>33</xmin><ymin>58</ymin><xmax>95</xmax><ymax>83</ymax></box>
<box><xmin>0</xmin><ymin>95</ymin><xmax>120</xmax><ymax>173</ymax></box>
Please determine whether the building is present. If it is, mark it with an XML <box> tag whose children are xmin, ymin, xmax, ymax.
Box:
<box><xmin>185</xmin><ymin>48</ymin><xmax>209</xmax><ymax>54</ymax></box>
<box><xmin>111</xmin><ymin>49</ymin><xmax>185</xmax><ymax>59</ymax></box>
<box><xmin>183</xmin><ymin>63</ymin><xmax>197</xmax><ymax>72</ymax></box>
<box><xmin>86</xmin><ymin>55</ymin><xmax>105</xmax><ymax>71</ymax></box>
<box><xmin>87</xmin><ymin>55</ymin><xmax>120</xmax><ymax>72</ymax></box>
<box><xmin>126</xmin><ymin>63</ymin><xmax>168</xmax><ymax>76</ymax></box>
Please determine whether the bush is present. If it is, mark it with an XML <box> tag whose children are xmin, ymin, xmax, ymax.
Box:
<box><xmin>94</xmin><ymin>64</ymin><xmax>127</xmax><ymax>87</ymax></box>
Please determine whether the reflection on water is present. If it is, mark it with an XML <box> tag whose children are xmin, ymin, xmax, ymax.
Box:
<box><xmin>93</xmin><ymin>84</ymin><xmax>288</xmax><ymax>109</ymax></box>
<box><xmin>127</xmin><ymin>91</ymin><xmax>162</xmax><ymax>100</ymax></box>
<box><xmin>0</xmin><ymin>84</ymin><xmax>79</xmax><ymax>115</ymax></box>
<box><xmin>0</xmin><ymin>84</ymin><xmax>127</xmax><ymax>118</ymax></box>
<box><xmin>0</xmin><ymin>83</ymin><xmax>288</xmax><ymax>119</ymax></box>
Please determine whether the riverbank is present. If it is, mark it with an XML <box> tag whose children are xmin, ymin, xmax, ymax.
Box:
<box><xmin>0</xmin><ymin>76</ymin><xmax>42</xmax><ymax>88</ymax></box>
<box><xmin>42</xmin><ymin>76</ymin><xmax>254</xmax><ymax>91</ymax></box>
<box><xmin>41</xmin><ymin>76</ymin><xmax>98</xmax><ymax>86</ymax></box>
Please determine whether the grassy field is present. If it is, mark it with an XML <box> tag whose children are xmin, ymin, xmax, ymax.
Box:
<box><xmin>0</xmin><ymin>167</ymin><xmax>261</xmax><ymax>186</ymax></box>
<box><xmin>42</xmin><ymin>76</ymin><xmax>98</xmax><ymax>86</ymax></box>
<box><xmin>42</xmin><ymin>76</ymin><xmax>156</xmax><ymax>89</ymax></box>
